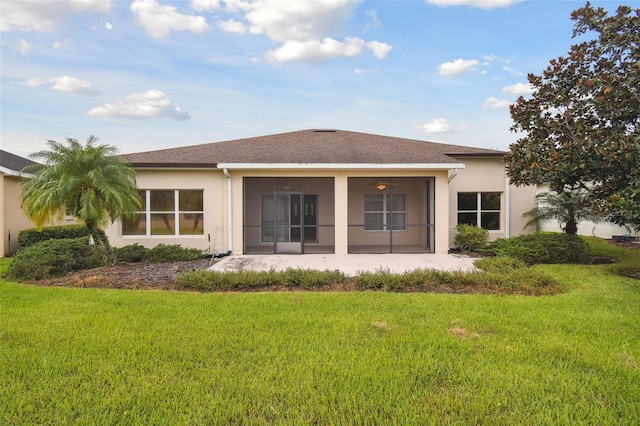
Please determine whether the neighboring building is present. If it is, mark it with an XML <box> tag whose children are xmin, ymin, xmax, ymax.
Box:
<box><xmin>1</xmin><ymin>150</ymin><xmax>37</xmax><ymax>256</ymax></box>
<box><xmin>105</xmin><ymin>130</ymin><xmax>537</xmax><ymax>255</ymax></box>
<box><xmin>534</xmin><ymin>185</ymin><xmax>637</xmax><ymax>239</ymax></box>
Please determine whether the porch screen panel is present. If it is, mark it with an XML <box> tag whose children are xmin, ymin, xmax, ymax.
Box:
<box><xmin>349</xmin><ymin>177</ymin><xmax>434</xmax><ymax>254</ymax></box>
<box><xmin>243</xmin><ymin>177</ymin><xmax>335</xmax><ymax>254</ymax></box>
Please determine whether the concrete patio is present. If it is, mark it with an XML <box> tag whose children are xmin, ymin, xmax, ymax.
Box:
<box><xmin>210</xmin><ymin>253</ymin><xmax>476</xmax><ymax>276</ymax></box>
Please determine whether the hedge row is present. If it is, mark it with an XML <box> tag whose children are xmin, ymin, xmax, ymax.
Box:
<box><xmin>17</xmin><ymin>224</ymin><xmax>91</xmax><ymax>248</ymax></box>
<box><xmin>176</xmin><ymin>257</ymin><xmax>561</xmax><ymax>295</ymax></box>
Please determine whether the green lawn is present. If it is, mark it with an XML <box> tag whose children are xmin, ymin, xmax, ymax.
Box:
<box><xmin>1</xmin><ymin>237</ymin><xmax>639</xmax><ymax>424</ymax></box>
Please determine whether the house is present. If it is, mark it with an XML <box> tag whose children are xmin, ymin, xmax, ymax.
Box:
<box><xmin>105</xmin><ymin>129</ymin><xmax>538</xmax><ymax>255</ymax></box>
<box><xmin>1</xmin><ymin>150</ymin><xmax>38</xmax><ymax>257</ymax></box>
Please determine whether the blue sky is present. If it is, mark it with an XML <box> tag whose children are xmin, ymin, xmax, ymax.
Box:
<box><xmin>0</xmin><ymin>0</ymin><xmax>623</xmax><ymax>158</ymax></box>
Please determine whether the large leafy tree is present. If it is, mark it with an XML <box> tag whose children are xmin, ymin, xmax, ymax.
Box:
<box><xmin>505</xmin><ymin>2</ymin><xmax>640</xmax><ymax>231</ymax></box>
<box><xmin>20</xmin><ymin>136</ymin><xmax>142</xmax><ymax>259</ymax></box>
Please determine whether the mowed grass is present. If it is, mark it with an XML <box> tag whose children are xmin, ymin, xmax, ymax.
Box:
<box><xmin>1</xmin><ymin>237</ymin><xmax>639</xmax><ymax>424</ymax></box>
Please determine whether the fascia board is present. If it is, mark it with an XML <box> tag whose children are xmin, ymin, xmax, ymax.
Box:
<box><xmin>217</xmin><ymin>163</ymin><xmax>465</xmax><ymax>170</ymax></box>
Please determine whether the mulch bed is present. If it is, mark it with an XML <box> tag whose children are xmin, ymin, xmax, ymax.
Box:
<box><xmin>28</xmin><ymin>258</ymin><xmax>212</xmax><ymax>290</ymax></box>
<box><xmin>21</xmin><ymin>238</ymin><xmax>638</xmax><ymax>290</ymax></box>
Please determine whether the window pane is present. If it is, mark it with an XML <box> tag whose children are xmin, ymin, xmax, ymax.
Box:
<box><xmin>481</xmin><ymin>192</ymin><xmax>500</xmax><ymax>210</ymax></box>
<box><xmin>150</xmin><ymin>213</ymin><xmax>175</xmax><ymax>235</ymax></box>
<box><xmin>179</xmin><ymin>213</ymin><xmax>203</xmax><ymax>235</ymax></box>
<box><xmin>122</xmin><ymin>214</ymin><xmax>146</xmax><ymax>235</ymax></box>
<box><xmin>388</xmin><ymin>194</ymin><xmax>406</xmax><ymax>211</ymax></box>
<box><xmin>364</xmin><ymin>212</ymin><xmax>384</xmax><ymax>230</ymax></box>
<box><xmin>150</xmin><ymin>190</ymin><xmax>175</xmax><ymax>211</ymax></box>
<box><xmin>389</xmin><ymin>212</ymin><xmax>406</xmax><ymax>230</ymax></box>
<box><xmin>458</xmin><ymin>212</ymin><xmax>477</xmax><ymax>226</ymax></box>
<box><xmin>364</xmin><ymin>194</ymin><xmax>383</xmax><ymax>211</ymax></box>
<box><xmin>481</xmin><ymin>212</ymin><xmax>500</xmax><ymax>230</ymax></box>
<box><xmin>137</xmin><ymin>190</ymin><xmax>146</xmax><ymax>210</ymax></box>
<box><xmin>458</xmin><ymin>193</ymin><xmax>477</xmax><ymax>210</ymax></box>
<box><xmin>179</xmin><ymin>190</ymin><xmax>203</xmax><ymax>211</ymax></box>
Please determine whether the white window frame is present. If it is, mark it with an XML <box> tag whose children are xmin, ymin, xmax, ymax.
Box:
<box><xmin>122</xmin><ymin>189</ymin><xmax>204</xmax><ymax>237</ymax></box>
<box><xmin>364</xmin><ymin>193</ymin><xmax>407</xmax><ymax>232</ymax></box>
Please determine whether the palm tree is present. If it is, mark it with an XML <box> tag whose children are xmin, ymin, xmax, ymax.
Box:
<box><xmin>523</xmin><ymin>190</ymin><xmax>602</xmax><ymax>235</ymax></box>
<box><xmin>20</xmin><ymin>136</ymin><xmax>142</xmax><ymax>260</ymax></box>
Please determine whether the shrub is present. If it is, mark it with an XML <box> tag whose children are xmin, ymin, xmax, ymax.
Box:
<box><xmin>17</xmin><ymin>224</ymin><xmax>92</xmax><ymax>248</ymax></box>
<box><xmin>454</xmin><ymin>224</ymin><xmax>489</xmax><ymax>251</ymax></box>
<box><xmin>114</xmin><ymin>244</ymin><xmax>150</xmax><ymax>263</ymax></box>
<box><xmin>284</xmin><ymin>268</ymin><xmax>347</xmax><ymax>289</ymax></box>
<box><xmin>142</xmin><ymin>244</ymin><xmax>204</xmax><ymax>263</ymax></box>
<box><xmin>7</xmin><ymin>238</ymin><xmax>106</xmax><ymax>280</ymax></box>
<box><xmin>474</xmin><ymin>257</ymin><xmax>526</xmax><ymax>274</ymax></box>
<box><xmin>176</xmin><ymin>268</ymin><xmax>347</xmax><ymax>291</ymax></box>
<box><xmin>489</xmin><ymin>232</ymin><xmax>589</xmax><ymax>264</ymax></box>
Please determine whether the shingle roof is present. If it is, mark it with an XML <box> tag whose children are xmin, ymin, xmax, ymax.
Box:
<box><xmin>0</xmin><ymin>150</ymin><xmax>38</xmax><ymax>173</ymax></box>
<box><xmin>124</xmin><ymin>129</ymin><xmax>504</xmax><ymax>168</ymax></box>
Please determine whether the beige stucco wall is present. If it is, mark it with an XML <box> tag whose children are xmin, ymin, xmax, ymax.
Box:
<box><xmin>2</xmin><ymin>175</ymin><xmax>35</xmax><ymax>256</ymax></box>
<box><xmin>1</xmin><ymin>174</ymin><xmax>80</xmax><ymax>256</ymax></box>
<box><xmin>105</xmin><ymin>169</ymin><xmax>227</xmax><ymax>253</ymax></box>
<box><xmin>447</xmin><ymin>156</ymin><xmax>536</xmax><ymax>247</ymax></box>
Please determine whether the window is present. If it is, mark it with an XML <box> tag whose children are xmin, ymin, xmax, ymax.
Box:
<box><xmin>457</xmin><ymin>192</ymin><xmax>500</xmax><ymax>230</ymax></box>
<box><xmin>364</xmin><ymin>193</ymin><xmax>406</xmax><ymax>231</ymax></box>
<box><xmin>122</xmin><ymin>190</ymin><xmax>204</xmax><ymax>236</ymax></box>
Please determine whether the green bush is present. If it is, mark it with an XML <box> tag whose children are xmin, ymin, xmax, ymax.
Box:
<box><xmin>489</xmin><ymin>232</ymin><xmax>589</xmax><ymax>264</ymax></box>
<box><xmin>7</xmin><ymin>238</ymin><xmax>106</xmax><ymax>280</ymax></box>
<box><xmin>177</xmin><ymin>268</ymin><xmax>347</xmax><ymax>291</ymax></box>
<box><xmin>142</xmin><ymin>244</ymin><xmax>204</xmax><ymax>263</ymax></box>
<box><xmin>17</xmin><ymin>224</ymin><xmax>91</xmax><ymax>248</ymax></box>
<box><xmin>454</xmin><ymin>224</ymin><xmax>489</xmax><ymax>251</ymax></box>
<box><xmin>474</xmin><ymin>257</ymin><xmax>526</xmax><ymax>274</ymax></box>
<box><xmin>114</xmin><ymin>244</ymin><xmax>150</xmax><ymax>263</ymax></box>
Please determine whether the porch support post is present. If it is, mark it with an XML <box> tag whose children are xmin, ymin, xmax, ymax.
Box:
<box><xmin>435</xmin><ymin>172</ymin><xmax>450</xmax><ymax>254</ymax></box>
<box><xmin>334</xmin><ymin>173</ymin><xmax>349</xmax><ymax>254</ymax></box>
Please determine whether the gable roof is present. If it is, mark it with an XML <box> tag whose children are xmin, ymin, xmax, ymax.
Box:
<box><xmin>0</xmin><ymin>150</ymin><xmax>38</xmax><ymax>176</ymax></box>
<box><xmin>124</xmin><ymin>129</ymin><xmax>504</xmax><ymax>169</ymax></box>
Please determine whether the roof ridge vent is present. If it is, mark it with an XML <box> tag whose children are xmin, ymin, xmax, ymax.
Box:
<box><xmin>313</xmin><ymin>129</ymin><xmax>336</xmax><ymax>132</ymax></box>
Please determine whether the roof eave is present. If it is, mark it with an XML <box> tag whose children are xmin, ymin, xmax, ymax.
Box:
<box><xmin>217</xmin><ymin>163</ymin><xmax>465</xmax><ymax>170</ymax></box>
<box><xmin>131</xmin><ymin>163</ymin><xmax>218</xmax><ymax>169</ymax></box>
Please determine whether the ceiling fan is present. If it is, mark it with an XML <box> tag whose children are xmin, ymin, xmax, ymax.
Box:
<box><xmin>369</xmin><ymin>179</ymin><xmax>398</xmax><ymax>190</ymax></box>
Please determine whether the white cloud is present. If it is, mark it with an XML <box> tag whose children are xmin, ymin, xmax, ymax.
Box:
<box><xmin>1</xmin><ymin>0</ymin><xmax>111</xmax><ymax>33</ymax></box>
<box><xmin>366</xmin><ymin>41</ymin><xmax>392</xmax><ymax>59</ymax></box>
<box><xmin>267</xmin><ymin>37</ymin><xmax>365</xmax><ymax>63</ymax></box>
<box><xmin>17</xmin><ymin>39</ymin><xmax>32</xmax><ymax>55</ymax></box>
<box><xmin>502</xmin><ymin>82</ymin><xmax>535</xmax><ymax>95</ymax></box>
<box><xmin>19</xmin><ymin>78</ymin><xmax>45</xmax><ymax>87</ymax></box>
<box><xmin>190</xmin><ymin>0</ymin><xmax>220</xmax><ymax>12</ymax></box>
<box><xmin>87</xmin><ymin>89</ymin><xmax>189</xmax><ymax>120</ymax></box>
<box><xmin>218</xmin><ymin>19</ymin><xmax>248</xmax><ymax>34</ymax></box>
<box><xmin>101</xmin><ymin>20</ymin><xmax>114</xmax><ymax>30</ymax></box>
<box><xmin>415</xmin><ymin>118</ymin><xmax>451</xmax><ymax>134</ymax></box>
<box><xmin>438</xmin><ymin>58</ymin><xmax>479</xmax><ymax>76</ymax></box>
<box><xmin>483</xmin><ymin>97</ymin><xmax>511</xmax><ymax>109</ymax></box>
<box><xmin>363</xmin><ymin>9</ymin><xmax>381</xmax><ymax>32</ymax></box>
<box><xmin>426</xmin><ymin>0</ymin><xmax>521</xmax><ymax>9</ymax></box>
<box><xmin>502</xmin><ymin>66</ymin><xmax>522</xmax><ymax>76</ymax></box>
<box><xmin>354</xmin><ymin>68</ymin><xmax>377</xmax><ymax>75</ymax></box>
<box><xmin>50</xmin><ymin>76</ymin><xmax>102</xmax><ymax>96</ymax></box>
<box><xmin>219</xmin><ymin>0</ymin><xmax>390</xmax><ymax>63</ymax></box>
<box><xmin>130</xmin><ymin>0</ymin><xmax>208</xmax><ymax>39</ymax></box>
<box><xmin>244</xmin><ymin>0</ymin><xmax>358</xmax><ymax>42</ymax></box>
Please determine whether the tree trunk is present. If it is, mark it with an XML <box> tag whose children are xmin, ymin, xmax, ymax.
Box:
<box><xmin>86</xmin><ymin>222</ymin><xmax>115</xmax><ymax>264</ymax></box>
<box><xmin>565</xmin><ymin>219</ymin><xmax>578</xmax><ymax>235</ymax></box>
